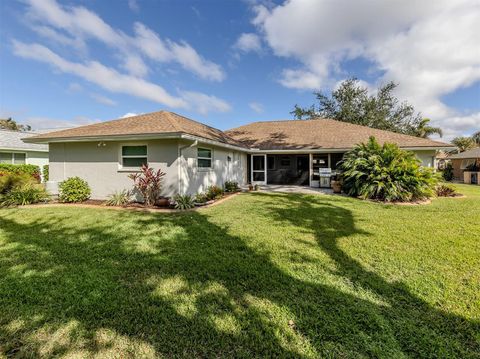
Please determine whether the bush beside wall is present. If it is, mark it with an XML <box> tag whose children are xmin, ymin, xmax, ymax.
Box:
<box><xmin>0</xmin><ymin>164</ymin><xmax>41</xmax><ymax>182</ymax></box>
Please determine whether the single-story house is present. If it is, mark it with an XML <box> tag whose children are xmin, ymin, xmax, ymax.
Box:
<box><xmin>24</xmin><ymin>111</ymin><xmax>454</xmax><ymax>199</ymax></box>
<box><xmin>0</xmin><ymin>129</ymin><xmax>49</xmax><ymax>176</ymax></box>
<box><xmin>448</xmin><ymin>147</ymin><xmax>480</xmax><ymax>184</ymax></box>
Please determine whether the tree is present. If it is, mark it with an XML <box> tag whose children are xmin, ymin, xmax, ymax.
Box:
<box><xmin>451</xmin><ymin>137</ymin><xmax>476</xmax><ymax>152</ymax></box>
<box><xmin>472</xmin><ymin>131</ymin><xmax>480</xmax><ymax>145</ymax></box>
<box><xmin>413</xmin><ymin>118</ymin><xmax>443</xmax><ymax>138</ymax></box>
<box><xmin>291</xmin><ymin>78</ymin><xmax>428</xmax><ymax>136</ymax></box>
<box><xmin>0</xmin><ymin>118</ymin><xmax>31</xmax><ymax>131</ymax></box>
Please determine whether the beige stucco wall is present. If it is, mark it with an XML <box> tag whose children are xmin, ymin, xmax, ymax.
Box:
<box><xmin>49</xmin><ymin>140</ymin><xmax>180</xmax><ymax>199</ymax></box>
<box><xmin>413</xmin><ymin>150</ymin><xmax>436</xmax><ymax>168</ymax></box>
<box><xmin>48</xmin><ymin>139</ymin><xmax>247</xmax><ymax>199</ymax></box>
<box><xmin>179</xmin><ymin>140</ymin><xmax>247</xmax><ymax>195</ymax></box>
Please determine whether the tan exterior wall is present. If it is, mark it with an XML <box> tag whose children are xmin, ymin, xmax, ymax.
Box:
<box><xmin>49</xmin><ymin>140</ymin><xmax>180</xmax><ymax>199</ymax></box>
<box><xmin>452</xmin><ymin>158</ymin><xmax>480</xmax><ymax>182</ymax></box>
<box><xmin>412</xmin><ymin>150</ymin><xmax>435</xmax><ymax>168</ymax></box>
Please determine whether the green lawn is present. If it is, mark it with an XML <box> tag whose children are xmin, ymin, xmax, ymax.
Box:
<box><xmin>0</xmin><ymin>185</ymin><xmax>479</xmax><ymax>358</ymax></box>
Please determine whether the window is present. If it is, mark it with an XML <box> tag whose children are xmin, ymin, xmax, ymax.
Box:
<box><xmin>121</xmin><ymin>145</ymin><xmax>147</xmax><ymax>168</ymax></box>
<box><xmin>13</xmin><ymin>153</ymin><xmax>26</xmax><ymax>164</ymax></box>
<box><xmin>280</xmin><ymin>157</ymin><xmax>291</xmax><ymax>166</ymax></box>
<box><xmin>197</xmin><ymin>148</ymin><xmax>212</xmax><ymax>168</ymax></box>
<box><xmin>0</xmin><ymin>152</ymin><xmax>26</xmax><ymax>164</ymax></box>
<box><xmin>267</xmin><ymin>156</ymin><xmax>276</xmax><ymax>170</ymax></box>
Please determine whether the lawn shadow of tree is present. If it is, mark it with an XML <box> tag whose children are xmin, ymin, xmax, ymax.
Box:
<box><xmin>0</xmin><ymin>193</ymin><xmax>478</xmax><ymax>358</ymax></box>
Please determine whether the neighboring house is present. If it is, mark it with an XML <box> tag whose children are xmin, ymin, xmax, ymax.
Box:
<box><xmin>0</xmin><ymin>129</ymin><xmax>49</xmax><ymax>176</ymax></box>
<box><xmin>448</xmin><ymin>148</ymin><xmax>480</xmax><ymax>184</ymax></box>
<box><xmin>24</xmin><ymin>111</ymin><xmax>454</xmax><ymax>199</ymax></box>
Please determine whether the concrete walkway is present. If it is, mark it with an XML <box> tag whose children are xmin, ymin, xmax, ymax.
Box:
<box><xmin>258</xmin><ymin>185</ymin><xmax>334</xmax><ymax>195</ymax></box>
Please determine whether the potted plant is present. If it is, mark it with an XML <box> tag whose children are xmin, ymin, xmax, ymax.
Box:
<box><xmin>331</xmin><ymin>174</ymin><xmax>342</xmax><ymax>194</ymax></box>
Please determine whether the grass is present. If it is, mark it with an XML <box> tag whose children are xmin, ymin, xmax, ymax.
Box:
<box><xmin>0</xmin><ymin>184</ymin><xmax>479</xmax><ymax>358</ymax></box>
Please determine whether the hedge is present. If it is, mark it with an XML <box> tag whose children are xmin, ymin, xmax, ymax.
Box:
<box><xmin>43</xmin><ymin>164</ymin><xmax>49</xmax><ymax>181</ymax></box>
<box><xmin>0</xmin><ymin>164</ymin><xmax>41</xmax><ymax>182</ymax></box>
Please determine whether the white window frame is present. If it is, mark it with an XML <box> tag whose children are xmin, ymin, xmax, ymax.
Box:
<box><xmin>119</xmin><ymin>144</ymin><xmax>148</xmax><ymax>171</ymax></box>
<box><xmin>197</xmin><ymin>147</ymin><xmax>213</xmax><ymax>170</ymax></box>
<box><xmin>0</xmin><ymin>151</ymin><xmax>27</xmax><ymax>165</ymax></box>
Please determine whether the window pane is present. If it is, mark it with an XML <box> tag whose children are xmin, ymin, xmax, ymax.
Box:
<box><xmin>253</xmin><ymin>156</ymin><xmax>265</xmax><ymax>170</ymax></box>
<box><xmin>0</xmin><ymin>152</ymin><xmax>12</xmax><ymax>164</ymax></box>
<box><xmin>123</xmin><ymin>157</ymin><xmax>147</xmax><ymax>167</ymax></box>
<box><xmin>13</xmin><ymin>153</ymin><xmax>26</xmax><ymax>164</ymax></box>
<box><xmin>122</xmin><ymin>146</ymin><xmax>147</xmax><ymax>156</ymax></box>
<box><xmin>198</xmin><ymin>148</ymin><xmax>211</xmax><ymax>158</ymax></box>
<box><xmin>198</xmin><ymin>158</ymin><xmax>212</xmax><ymax>168</ymax></box>
<box><xmin>253</xmin><ymin>172</ymin><xmax>265</xmax><ymax>181</ymax></box>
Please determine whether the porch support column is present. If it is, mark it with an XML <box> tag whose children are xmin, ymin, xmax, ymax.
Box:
<box><xmin>309</xmin><ymin>153</ymin><xmax>313</xmax><ymax>187</ymax></box>
<box><xmin>328</xmin><ymin>153</ymin><xmax>331</xmax><ymax>168</ymax></box>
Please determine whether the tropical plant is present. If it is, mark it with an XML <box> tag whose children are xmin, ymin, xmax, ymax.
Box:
<box><xmin>0</xmin><ymin>117</ymin><xmax>31</xmax><ymax>131</ymax></box>
<box><xmin>340</xmin><ymin>137</ymin><xmax>438</xmax><ymax>202</ymax></box>
<box><xmin>43</xmin><ymin>165</ymin><xmax>49</xmax><ymax>181</ymax></box>
<box><xmin>451</xmin><ymin>137</ymin><xmax>476</xmax><ymax>152</ymax></box>
<box><xmin>291</xmin><ymin>78</ymin><xmax>423</xmax><ymax>135</ymax></box>
<box><xmin>224</xmin><ymin>181</ymin><xmax>239</xmax><ymax>192</ymax></box>
<box><xmin>105</xmin><ymin>190</ymin><xmax>132</xmax><ymax>206</ymax></box>
<box><xmin>59</xmin><ymin>177</ymin><xmax>91</xmax><ymax>203</ymax></box>
<box><xmin>173</xmin><ymin>194</ymin><xmax>195</xmax><ymax>210</ymax></box>
<box><xmin>0</xmin><ymin>183</ymin><xmax>49</xmax><ymax>207</ymax></box>
<box><xmin>442</xmin><ymin>162</ymin><xmax>454</xmax><ymax>181</ymax></box>
<box><xmin>435</xmin><ymin>184</ymin><xmax>457</xmax><ymax>197</ymax></box>
<box><xmin>413</xmin><ymin>118</ymin><xmax>443</xmax><ymax>138</ymax></box>
<box><xmin>206</xmin><ymin>185</ymin><xmax>224</xmax><ymax>200</ymax></box>
<box><xmin>472</xmin><ymin>131</ymin><xmax>480</xmax><ymax>145</ymax></box>
<box><xmin>0</xmin><ymin>172</ymin><xmax>35</xmax><ymax>194</ymax></box>
<box><xmin>128</xmin><ymin>164</ymin><xmax>166</xmax><ymax>206</ymax></box>
<box><xmin>0</xmin><ymin>164</ymin><xmax>41</xmax><ymax>182</ymax></box>
<box><xmin>194</xmin><ymin>192</ymin><xmax>208</xmax><ymax>204</ymax></box>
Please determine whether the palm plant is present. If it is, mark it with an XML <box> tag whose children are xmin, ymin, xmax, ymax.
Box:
<box><xmin>451</xmin><ymin>137</ymin><xmax>476</xmax><ymax>152</ymax></box>
<box><xmin>472</xmin><ymin>131</ymin><xmax>480</xmax><ymax>145</ymax></box>
<box><xmin>413</xmin><ymin>118</ymin><xmax>443</xmax><ymax>138</ymax></box>
<box><xmin>173</xmin><ymin>194</ymin><xmax>195</xmax><ymax>210</ymax></box>
<box><xmin>340</xmin><ymin>137</ymin><xmax>437</xmax><ymax>202</ymax></box>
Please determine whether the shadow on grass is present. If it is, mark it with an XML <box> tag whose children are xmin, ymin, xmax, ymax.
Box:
<box><xmin>0</xmin><ymin>193</ymin><xmax>478</xmax><ymax>357</ymax></box>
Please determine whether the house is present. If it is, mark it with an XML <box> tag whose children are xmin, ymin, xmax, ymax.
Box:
<box><xmin>24</xmin><ymin>111</ymin><xmax>454</xmax><ymax>199</ymax></box>
<box><xmin>448</xmin><ymin>147</ymin><xmax>480</xmax><ymax>184</ymax></box>
<box><xmin>0</xmin><ymin>129</ymin><xmax>49</xmax><ymax>177</ymax></box>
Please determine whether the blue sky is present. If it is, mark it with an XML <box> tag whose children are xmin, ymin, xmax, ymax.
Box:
<box><xmin>0</xmin><ymin>0</ymin><xmax>479</xmax><ymax>139</ymax></box>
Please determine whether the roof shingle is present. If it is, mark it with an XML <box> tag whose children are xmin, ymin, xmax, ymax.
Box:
<box><xmin>226</xmin><ymin>119</ymin><xmax>453</xmax><ymax>150</ymax></box>
<box><xmin>0</xmin><ymin>130</ymin><xmax>48</xmax><ymax>151</ymax></box>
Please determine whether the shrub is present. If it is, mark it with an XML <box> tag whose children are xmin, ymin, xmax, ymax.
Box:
<box><xmin>0</xmin><ymin>164</ymin><xmax>40</xmax><ymax>182</ymax></box>
<box><xmin>0</xmin><ymin>184</ymin><xmax>49</xmax><ymax>207</ymax></box>
<box><xmin>43</xmin><ymin>165</ymin><xmax>49</xmax><ymax>181</ymax></box>
<box><xmin>224</xmin><ymin>181</ymin><xmax>239</xmax><ymax>192</ymax></box>
<box><xmin>206</xmin><ymin>185</ymin><xmax>224</xmax><ymax>200</ymax></box>
<box><xmin>435</xmin><ymin>184</ymin><xmax>457</xmax><ymax>197</ymax></box>
<box><xmin>442</xmin><ymin>162</ymin><xmax>453</xmax><ymax>181</ymax></box>
<box><xmin>173</xmin><ymin>194</ymin><xmax>195</xmax><ymax>210</ymax></box>
<box><xmin>128</xmin><ymin>164</ymin><xmax>166</xmax><ymax>206</ymax></box>
<box><xmin>340</xmin><ymin>137</ymin><xmax>438</xmax><ymax>202</ymax></box>
<box><xmin>0</xmin><ymin>172</ymin><xmax>35</xmax><ymax>194</ymax></box>
<box><xmin>194</xmin><ymin>192</ymin><xmax>208</xmax><ymax>204</ymax></box>
<box><xmin>105</xmin><ymin>190</ymin><xmax>131</xmax><ymax>206</ymax></box>
<box><xmin>59</xmin><ymin>177</ymin><xmax>91</xmax><ymax>203</ymax></box>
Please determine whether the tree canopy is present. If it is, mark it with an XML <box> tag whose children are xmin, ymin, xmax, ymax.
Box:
<box><xmin>291</xmin><ymin>78</ymin><xmax>439</xmax><ymax>137</ymax></box>
<box><xmin>0</xmin><ymin>118</ymin><xmax>31</xmax><ymax>132</ymax></box>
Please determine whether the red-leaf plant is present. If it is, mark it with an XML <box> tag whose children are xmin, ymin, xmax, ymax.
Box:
<box><xmin>128</xmin><ymin>164</ymin><xmax>166</xmax><ymax>206</ymax></box>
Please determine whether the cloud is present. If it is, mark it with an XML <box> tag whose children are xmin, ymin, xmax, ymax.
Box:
<box><xmin>121</xmin><ymin>112</ymin><xmax>138</xmax><ymax>118</ymax></box>
<box><xmin>234</xmin><ymin>33</ymin><xmax>262</xmax><ymax>53</ymax></box>
<box><xmin>24</xmin><ymin>115</ymin><xmax>99</xmax><ymax>130</ymax></box>
<box><xmin>251</xmin><ymin>0</ymin><xmax>480</xmax><ymax>137</ymax></box>
<box><xmin>90</xmin><ymin>93</ymin><xmax>117</xmax><ymax>106</ymax></box>
<box><xmin>249</xmin><ymin>102</ymin><xmax>264</xmax><ymax>114</ymax></box>
<box><xmin>128</xmin><ymin>0</ymin><xmax>139</xmax><ymax>12</ymax></box>
<box><xmin>23</xmin><ymin>0</ymin><xmax>225</xmax><ymax>81</ymax></box>
<box><xmin>12</xmin><ymin>41</ymin><xmax>231</xmax><ymax>114</ymax></box>
<box><xmin>67</xmin><ymin>82</ymin><xmax>83</xmax><ymax>93</ymax></box>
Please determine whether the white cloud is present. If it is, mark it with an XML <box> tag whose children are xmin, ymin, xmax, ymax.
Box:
<box><xmin>121</xmin><ymin>112</ymin><xmax>138</xmax><ymax>118</ymax></box>
<box><xmin>249</xmin><ymin>102</ymin><xmax>264</xmax><ymax>114</ymax></box>
<box><xmin>180</xmin><ymin>91</ymin><xmax>231</xmax><ymax>115</ymax></box>
<box><xmin>67</xmin><ymin>82</ymin><xmax>83</xmax><ymax>93</ymax></box>
<box><xmin>234</xmin><ymin>33</ymin><xmax>262</xmax><ymax>53</ymax></box>
<box><xmin>23</xmin><ymin>0</ymin><xmax>225</xmax><ymax>81</ymax></box>
<box><xmin>25</xmin><ymin>115</ymin><xmax>98</xmax><ymax>130</ymax></box>
<box><xmin>12</xmin><ymin>41</ymin><xmax>231</xmax><ymax>115</ymax></box>
<box><xmin>90</xmin><ymin>93</ymin><xmax>117</xmax><ymax>106</ymax></box>
<box><xmin>251</xmin><ymin>0</ymin><xmax>480</xmax><ymax>137</ymax></box>
<box><xmin>128</xmin><ymin>0</ymin><xmax>139</xmax><ymax>12</ymax></box>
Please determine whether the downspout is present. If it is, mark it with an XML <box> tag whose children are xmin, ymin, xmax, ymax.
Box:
<box><xmin>178</xmin><ymin>140</ymin><xmax>198</xmax><ymax>195</ymax></box>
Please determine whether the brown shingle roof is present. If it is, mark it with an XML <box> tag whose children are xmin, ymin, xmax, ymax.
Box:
<box><xmin>226</xmin><ymin>119</ymin><xmax>453</xmax><ymax>150</ymax></box>
<box><xmin>25</xmin><ymin>111</ymin><xmax>245</xmax><ymax>148</ymax></box>
<box><xmin>449</xmin><ymin>147</ymin><xmax>480</xmax><ymax>159</ymax></box>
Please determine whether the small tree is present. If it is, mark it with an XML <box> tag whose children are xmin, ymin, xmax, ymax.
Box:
<box><xmin>340</xmin><ymin>137</ymin><xmax>437</xmax><ymax>202</ymax></box>
<box><xmin>451</xmin><ymin>137</ymin><xmax>476</xmax><ymax>152</ymax></box>
<box><xmin>128</xmin><ymin>164</ymin><xmax>166</xmax><ymax>206</ymax></box>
